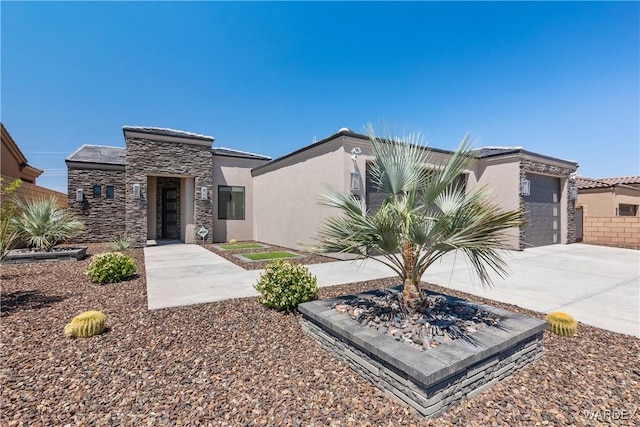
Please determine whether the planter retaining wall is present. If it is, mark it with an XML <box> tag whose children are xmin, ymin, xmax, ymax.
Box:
<box><xmin>2</xmin><ymin>247</ymin><xmax>87</xmax><ymax>264</ymax></box>
<box><xmin>300</xmin><ymin>293</ymin><xmax>546</xmax><ymax>417</ymax></box>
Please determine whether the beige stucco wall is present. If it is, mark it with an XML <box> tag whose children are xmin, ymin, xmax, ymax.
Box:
<box><xmin>253</xmin><ymin>139</ymin><xmax>345</xmax><ymax>250</ymax></box>
<box><xmin>1</xmin><ymin>141</ymin><xmax>21</xmax><ymax>179</ymax></box>
<box><xmin>578</xmin><ymin>187</ymin><xmax>640</xmax><ymax>217</ymax></box>
<box><xmin>578</xmin><ymin>189</ymin><xmax>615</xmax><ymax>216</ymax></box>
<box><xmin>614</xmin><ymin>187</ymin><xmax>640</xmax><ymax>214</ymax></box>
<box><xmin>212</xmin><ymin>156</ymin><xmax>267</xmax><ymax>242</ymax></box>
<box><xmin>469</xmin><ymin>156</ymin><xmax>521</xmax><ymax>249</ymax></box>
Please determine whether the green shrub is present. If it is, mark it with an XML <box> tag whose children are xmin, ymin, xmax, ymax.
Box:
<box><xmin>86</xmin><ymin>252</ymin><xmax>135</xmax><ymax>284</ymax></box>
<box><xmin>11</xmin><ymin>197</ymin><xmax>85</xmax><ymax>251</ymax></box>
<box><xmin>254</xmin><ymin>259</ymin><xmax>318</xmax><ymax>311</ymax></box>
<box><xmin>0</xmin><ymin>178</ymin><xmax>21</xmax><ymax>259</ymax></box>
<box><xmin>108</xmin><ymin>233</ymin><xmax>134</xmax><ymax>252</ymax></box>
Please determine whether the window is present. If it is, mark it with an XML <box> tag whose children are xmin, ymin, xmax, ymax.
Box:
<box><xmin>93</xmin><ymin>185</ymin><xmax>101</xmax><ymax>198</ymax></box>
<box><xmin>618</xmin><ymin>204</ymin><xmax>638</xmax><ymax>217</ymax></box>
<box><xmin>106</xmin><ymin>186</ymin><xmax>114</xmax><ymax>199</ymax></box>
<box><xmin>218</xmin><ymin>186</ymin><xmax>245</xmax><ymax>220</ymax></box>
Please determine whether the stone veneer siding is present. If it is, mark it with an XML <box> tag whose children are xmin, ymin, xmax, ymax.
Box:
<box><xmin>67</xmin><ymin>168</ymin><xmax>126</xmax><ymax>242</ymax></box>
<box><xmin>125</xmin><ymin>138</ymin><xmax>213</xmax><ymax>246</ymax></box>
<box><xmin>519</xmin><ymin>160</ymin><xmax>577</xmax><ymax>250</ymax></box>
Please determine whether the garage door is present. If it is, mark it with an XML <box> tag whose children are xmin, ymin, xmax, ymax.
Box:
<box><xmin>523</xmin><ymin>173</ymin><xmax>561</xmax><ymax>247</ymax></box>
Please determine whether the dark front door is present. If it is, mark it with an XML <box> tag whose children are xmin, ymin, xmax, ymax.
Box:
<box><xmin>162</xmin><ymin>188</ymin><xmax>179</xmax><ymax>239</ymax></box>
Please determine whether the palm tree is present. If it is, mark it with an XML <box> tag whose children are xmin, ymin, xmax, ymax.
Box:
<box><xmin>315</xmin><ymin>125</ymin><xmax>524</xmax><ymax>312</ymax></box>
<box><xmin>11</xmin><ymin>197</ymin><xmax>85</xmax><ymax>251</ymax></box>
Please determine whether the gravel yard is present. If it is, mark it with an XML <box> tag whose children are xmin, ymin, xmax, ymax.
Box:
<box><xmin>1</xmin><ymin>244</ymin><xmax>639</xmax><ymax>426</ymax></box>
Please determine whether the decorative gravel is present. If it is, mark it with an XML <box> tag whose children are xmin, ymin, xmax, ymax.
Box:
<box><xmin>205</xmin><ymin>241</ymin><xmax>335</xmax><ymax>270</ymax></box>
<box><xmin>1</xmin><ymin>244</ymin><xmax>639</xmax><ymax>426</ymax></box>
<box><xmin>332</xmin><ymin>289</ymin><xmax>501</xmax><ymax>351</ymax></box>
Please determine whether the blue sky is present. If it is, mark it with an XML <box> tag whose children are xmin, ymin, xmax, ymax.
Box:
<box><xmin>2</xmin><ymin>1</ymin><xmax>638</xmax><ymax>193</ymax></box>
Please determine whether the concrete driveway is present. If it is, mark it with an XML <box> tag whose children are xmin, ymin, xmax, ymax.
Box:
<box><xmin>145</xmin><ymin>243</ymin><xmax>639</xmax><ymax>338</ymax></box>
<box><xmin>421</xmin><ymin>244</ymin><xmax>639</xmax><ymax>337</ymax></box>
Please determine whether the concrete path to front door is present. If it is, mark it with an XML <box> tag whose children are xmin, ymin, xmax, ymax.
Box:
<box><xmin>144</xmin><ymin>243</ymin><xmax>639</xmax><ymax>338</ymax></box>
<box><xmin>144</xmin><ymin>244</ymin><xmax>397</xmax><ymax>310</ymax></box>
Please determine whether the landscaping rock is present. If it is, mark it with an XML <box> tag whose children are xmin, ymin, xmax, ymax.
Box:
<box><xmin>1</xmin><ymin>243</ymin><xmax>638</xmax><ymax>425</ymax></box>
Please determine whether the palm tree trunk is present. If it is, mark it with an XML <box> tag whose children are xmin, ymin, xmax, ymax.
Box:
<box><xmin>400</xmin><ymin>242</ymin><xmax>423</xmax><ymax>312</ymax></box>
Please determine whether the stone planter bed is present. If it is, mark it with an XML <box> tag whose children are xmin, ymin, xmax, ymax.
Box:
<box><xmin>205</xmin><ymin>241</ymin><xmax>334</xmax><ymax>270</ymax></box>
<box><xmin>2</xmin><ymin>246</ymin><xmax>87</xmax><ymax>264</ymax></box>
<box><xmin>1</xmin><ymin>244</ymin><xmax>638</xmax><ymax>426</ymax></box>
<box><xmin>234</xmin><ymin>251</ymin><xmax>303</xmax><ymax>263</ymax></box>
<box><xmin>300</xmin><ymin>289</ymin><xmax>546</xmax><ymax>417</ymax></box>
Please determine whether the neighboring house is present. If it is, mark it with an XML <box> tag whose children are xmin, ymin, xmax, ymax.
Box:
<box><xmin>2</xmin><ymin>123</ymin><xmax>43</xmax><ymax>184</ymax></box>
<box><xmin>575</xmin><ymin>176</ymin><xmax>640</xmax><ymax>248</ymax></box>
<box><xmin>1</xmin><ymin>123</ymin><xmax>67</xmax><ymax>206</ymax></box>
<box><xmin>66</xmin><ymin>126</ymin><xmax>579</xmax><ymax>250</ymax></box>
<box><xmin>576</xmin><ymin>176</ymin><xmax>640</xmax><ymax>217</ymax></box>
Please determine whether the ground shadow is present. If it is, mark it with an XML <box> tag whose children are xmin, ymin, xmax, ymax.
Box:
<box><xmin>1</xmin><ymin>290</ymin><xmax>67</xmax><ymax>317</ymax></box>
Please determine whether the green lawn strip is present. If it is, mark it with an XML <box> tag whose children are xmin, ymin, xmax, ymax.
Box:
<box><xmin>219</xmin><ymin>243</ymin><xmax>263</xmax><ymax>250</ymax></box>
<box><xmin>243</xmin><ymin>251</ymin><xmax>299</xmax><ymax>261</ymax></box>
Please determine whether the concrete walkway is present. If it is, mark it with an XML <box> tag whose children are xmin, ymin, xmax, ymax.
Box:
<box><xmin>144</xmin><ymin>244</ymin><xmax>396</xmax><ymax>310</ymax></box>
<box><xmin>144</xmin><ymin>243</ymin><xmax>639</xmax><ymax>338</ymax></box>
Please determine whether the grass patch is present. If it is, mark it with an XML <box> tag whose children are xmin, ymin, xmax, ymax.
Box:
<box><xmin>243</xmin><ymin>251</ymin><xmax>299</xmax><ymax>261</ymax></box>
<box><xmin>219</xmin><ymin>243</ymin><xmax>264</xmax><ymax>250</ymax></box>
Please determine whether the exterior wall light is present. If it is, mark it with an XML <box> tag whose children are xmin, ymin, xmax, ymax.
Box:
<box><xmin>76</xmin><ymin>188</ymin><xmax>84</xmax><ymax>202</ymax></box>
<box><xmin>569</xmin><ymin>186</ymin><xmax>578</xmax><ymax>199</ymax></box>
<box><xmin>201</xmin><ymin>186</ymin><xmax>208</xmax><ymax>200</ymax></box>
<box><xmin>351</xmin><ymin>172</ymin><xmax>360</xmax><ymax>191</ymax></box>
<box><xmin>521</xmin><ymin>179</ymin><xmax>530</xmax><ymax>196</ymax></box>
<box><xmin>132</xmin><ymin>183</ymin><xmax>141</xmax><ymax>199</ymax></box>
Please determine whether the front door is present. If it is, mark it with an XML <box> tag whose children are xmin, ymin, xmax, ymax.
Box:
<box><xmin>162</xmin><ymin>188</ymin><xmax>179</xmax><ymax>239</ymax></box>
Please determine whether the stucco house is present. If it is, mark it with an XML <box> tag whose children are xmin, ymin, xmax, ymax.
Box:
<box><xmin>2</xmin><ymin>123</ymin><xmax>67</xmax><ymax>206</ymax></box>
<box><xmin>2</xmin><ymin>123</ymin><xmax>43</xmax><ymax>184</ymax></box>
<box><xmin>576</xmin><ymin>176</ymin><xmax>640</xmax><ymax>217</ymax></box>
<box><xmin>66</xmin><ymin>126</ymin><xmax>579</xmax><ymax>250</ymax></box>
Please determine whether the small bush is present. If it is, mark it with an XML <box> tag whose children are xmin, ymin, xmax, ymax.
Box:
<box><xmin>86</xmin><ymin>252</ymin><xmax>135</xmax><ymax>284</ymax></box>
<box><xmin>11</xmin><ymin>197</ymin><xmax>85</xmax><ymax>251</ymax></box>
<box><xmin>229</xmin><ymin>238</ymin><xmax>237</xmax><ymax>245</ymax></box>
<box><xmin>108</xmin><ymin>233</ymin><xmax>134</xmax><ymax>252</ymax></box>
<box><xmin>254</xmin><ymin>259</ymin><xmax>318</xmax><ymax>311</ymax></box>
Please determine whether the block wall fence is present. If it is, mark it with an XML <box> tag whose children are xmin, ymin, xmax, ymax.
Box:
<box><xmin>2</xmin><ymin>175</ymin><xmax>67</xmax><ymax>208</ymax></box>
<box><xmin>582</xmin><ymin>216</ymin><xmax>639</xmax><ymax>248</ymax></box>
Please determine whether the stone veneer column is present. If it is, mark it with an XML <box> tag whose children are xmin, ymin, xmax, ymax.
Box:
<box><xmin>519</xmin><ymin>160</ymin><xmax>577</xmax><ymax>249</ymax></box>
<box><xmin>125</xmin><ymin>138</ymin><xmax>213</xmax><ymax>247</ymax></box>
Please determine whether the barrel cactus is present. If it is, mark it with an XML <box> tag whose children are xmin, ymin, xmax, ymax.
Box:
<box><xmin>64</xmin><ymin>310</ymin><xmax>106</xmax><ymax>338</ymax></box>
<box><xmin>546</xmin><ymin>311</ymin><xmax>577</xmax><ymax>337</ymax></box>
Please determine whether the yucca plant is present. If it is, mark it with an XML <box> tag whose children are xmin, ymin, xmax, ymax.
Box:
<box><xmin>108</xmin><ymin>233</ymin><xmax>134</xmax><ymax>252</ymax></box>
<box><xmin>11</xmin><ymin>197</ymin><xmax>85</xmax><ymax>251</ymax></box>
<box><xmin>315</xmin><ymin>124</ymin><xmax>524</xmax><ymax>312</ymax></box>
